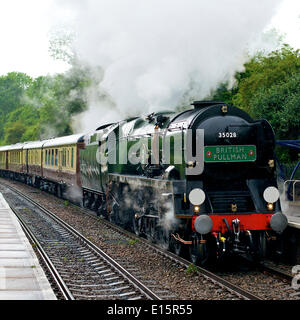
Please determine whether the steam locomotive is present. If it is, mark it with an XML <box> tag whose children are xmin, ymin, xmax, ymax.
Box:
<box><xmin>0</xmin><ymin>101</ymin><xmax>288</xmax><ymax>265</ymax></box>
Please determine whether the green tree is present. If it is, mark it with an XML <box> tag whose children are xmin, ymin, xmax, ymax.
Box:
<box><xmin>209</xmin><ymin>45</ymin><xmax>300</xmax><ymax>163</ymax></box>
<box><xmin>232</xmin><ymin>45</ymin><xmax>300</xmax><ymax>114</ymax></box>
<box><xmin>250</xmin><ymin>73</ymin><xmax>300</xmax><ymax>140</ymax></box>
<box><xmin>3</xmin><ymin>105</ymin><xmax>40</xmax><ymax>143</ymax></box>
<box><xmin>4</xmin><ymin>121</ymin><xmax>26</xmax><ymax>144</ymax></box>
<box><xmin>0</xmin><ymin>72</ymin><xmax>32</xmax><ymax>142</ymax></box>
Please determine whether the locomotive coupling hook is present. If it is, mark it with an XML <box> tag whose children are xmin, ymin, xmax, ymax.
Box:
<box><xmin>245</xmin><ymin>230</ymin><xmax>254</xmax><ymax>250</ymax></box>
<box><xmin>232</xmin><ymin>218</ymin><xmax>240</xmax><ymax>243</ymax></box>
<box><xmin>171</xmin><ymin>233</ymin><xmax>192</xmax><ymax>245</ymax></box>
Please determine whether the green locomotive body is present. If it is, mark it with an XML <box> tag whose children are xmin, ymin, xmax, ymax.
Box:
<box><xmin>79</xmin><ymin>101</ymin><xmax>287</xmax><ymax>264</ymax></box>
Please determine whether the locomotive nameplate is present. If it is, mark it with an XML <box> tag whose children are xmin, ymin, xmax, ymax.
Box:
<box><xmin>204</xmin><ymin>145</ymin><xmax>256</xmax><ymax>162</ymax></box>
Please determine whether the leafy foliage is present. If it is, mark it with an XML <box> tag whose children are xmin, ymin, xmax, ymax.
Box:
<box><xmin>0</xmin><ymin>30</ymin><xmax>99</xmax><ymax>145</ymax></box>
<box><xmin>210</xmin><ymin>45</ymin><xmax>300</xmax><ymax>162</ymax></box>
<box><xmin>0</xmin><ymin>44</ymin><xmax>299</xmax><ymax>165</ymax></box>
<box><xmin>0</xmin><ymin>72</ymin><xmax>32</xmax><ymax>142</ymax></box>
<box><xmin>0</xmin><ymin>64</ymin><xmax>96</xmax><ymax>145</ymax></box>
<box><xmin>232</xmin><ymin>45</ymin><xmax>300</xmax><ymax>114</ymax></box>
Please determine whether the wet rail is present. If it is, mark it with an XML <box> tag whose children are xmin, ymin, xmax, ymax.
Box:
<box><xmin>1</xmin><ymin>183</ymin><xmax>161</xmax><ymax>300</ymax></box>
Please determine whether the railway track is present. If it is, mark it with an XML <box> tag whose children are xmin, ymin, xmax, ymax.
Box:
<box><xmin>2</xmin><ymin>178</ymin><xmax>299</xmax><ymax>300</ymax></box>
<box><xmin>1</xmin><ymin>183</ymin><xmax>161</xmax><ymax>300</ymax></box>
<box><xmin>72</xmin><ymin>197</ymin><xmax>299</xmax><ymax>299</ymax></box>
<box><xmin>13</xmin><ymin>212</ymin><xmax>74</xmax><ymax>300</ymax></box>
<box><xmin>76</xmin><ymin>206</ymin><xmax>263</xmax><ymax>300</ymax></box>
<box><xmin>78</xmin><ymin>198</ymin><xmax>300</xmax><ymax>300</ymax></box>
<box><xmin>0</xmin><ymin>181</ymin><xmax>263</xmax><ymax>300</ymax></box>
<box><xmin>258</xmin><ymin>261</ymin><xmax>294</xmax><ymax>283</ymax></box>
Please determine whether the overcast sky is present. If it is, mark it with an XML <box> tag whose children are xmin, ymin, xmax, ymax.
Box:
<box><xmin>0</xmin><ymin>0</ymin><xmax>299</xmax><ymax>78</ymax></box>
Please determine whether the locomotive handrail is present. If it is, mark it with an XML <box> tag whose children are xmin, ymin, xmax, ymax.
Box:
<box><xmin>284</xmin><ymin>180</ymin><xmax>294</xmax><ymax>200</ymax></box>
<box><xmin>293</xmin><ymin>180</ymin><xmax>300</xmax><ymax>202</ymax></box>
<box><xmin>284</xmin><ymin>179</ymin><xmax>300</xmax><ymax>201</ymax></box>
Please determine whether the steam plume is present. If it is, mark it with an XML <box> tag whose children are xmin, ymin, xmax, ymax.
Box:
<box><xmin>52</xmin><ymin>0</ymin><xmax>283</xmax><ymax>131</ymax></box>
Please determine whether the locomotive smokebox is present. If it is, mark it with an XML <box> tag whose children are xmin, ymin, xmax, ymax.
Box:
<box><xmin>270</xmin><ymin>212</ymin><xmax>288</xmax><ymax>233</ymax></box>
<box><xmin>194</xmin><ymin>215</ymin><xmax>213</xmax><ymax>235</ymax></box>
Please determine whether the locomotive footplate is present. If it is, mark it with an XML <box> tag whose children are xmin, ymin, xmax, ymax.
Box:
<box><xmin>192</xmin><ymin>213</ymin><xmax>274</xmax><ymax>234</ymax></box>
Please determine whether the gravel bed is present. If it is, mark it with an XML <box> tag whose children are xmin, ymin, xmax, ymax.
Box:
<box><xmin>0</xmin><ymin>186</ymin><xmax>148</xmax><ymax>300</ymax></box>
<box><xmin>264</xmin><ymin>259</ymin><xmax>295</xmax><ymax>278</ymax></box>
<box><xmin>216</xmin><ymin>270</ymin><xmax>300</xmax><ymax>300</ymax></box>
<box><xmin>0</xmin><ymin>179</ymin><xmax>240</xmax><ymax>300</ymax></box>
<box><xmin>1</xmin><ymin>178</ymin><xmax>299</xmax><ymax>300</ymax></box>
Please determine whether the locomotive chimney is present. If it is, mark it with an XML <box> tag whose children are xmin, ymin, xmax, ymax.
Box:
<box><xmin>192</xmin><ymin>101</ymin><xmax>225</xmax><ymax>109</ymax></box>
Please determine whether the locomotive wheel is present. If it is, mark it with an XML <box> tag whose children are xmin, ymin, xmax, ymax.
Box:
<box><xmin>171</xmin><ymin>240</ymin><xmax>182</xmax><ymax>256</ymax></box>
<box><xmin>258</xmin><ymin>232</ymin><xmax>267</xmax><ymax>259</ymax></box>
<box><xmin>83</xmin><ymin>194</ymin><xmax>90</xmax><ymax>208</ymax></box>
<box><xmin>170</xmin><ymin>234</ymin><xmax>185</xmax><ymax>257</ymax></box>
<box><xmin>97</xmin><ymin>202</ymin><xmax>107</xmax><ymax>217</ymax></box>
<box><xmin>132</xmin><ymin>216</ymin><xmax>142</xmax><ymax>237</ymax></box>
<box><xmin>110</xmin><ymin>203</ymin><xmax>120</xmax><ymax>225</ymax></box>
<box><xmin>146</xmin><ymin>218</ymin><xmax>157</xmax><ymax>243</ymax></box>
<box><xmin>109</xmin><ymin>211</ymin><xmax>116</xmax><ymax>224</ymax></box>
<box><xmin>157</xmin><ymin>227</ymin><xmax>171</xmax><ymax>251</ymax></box>
<box><xmin>56</xmin><ymin>185</ymin><xmax>62</xmax><ymax>198</ymax></box>
<box><xmin>189</xmin><ymin>236</ymin><xmax>206</xmax><ymax>265</ymax></box>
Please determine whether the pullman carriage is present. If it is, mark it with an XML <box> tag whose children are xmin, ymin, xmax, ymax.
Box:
<box><xmin>41</xmin><ymin>133</ymin><xmax>85</xmax><ymax>199</ymax></box>
<box><xmin>7</xmin><ymin>143</ymin><xmax>26</xmax><ymax>179</ymax></box>
<box><xmin>0</xmin><ymin>146</ymin><xmax>8</xmax><ymax>172</ymax></box>
<box><xmin>23</xmin><ymin>141</ymin><xmax>44</xmax><ymax>186</ymax></box>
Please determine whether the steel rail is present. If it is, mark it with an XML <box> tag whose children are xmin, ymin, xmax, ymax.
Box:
<box><xmin>4</xmin><ymin>183</ymin><xmax>161</xmax><ymax>300</ymax></box>
<box><xmin>76</xmin><ymin>205</ymin><xmax>263</xmax><ymax>300</ymax></box>
<box><xmin>11</xmin><ymin>207</ymin><xmax>74</xmax><ymax>300</ymax></box>
<box><xmin>258</xmin><ymin>262</ymin><xmax>293</xmax><ymax>282</ymax></box>
<box><xmin>1</xmin><ymin>179</ymin><xmax>261</xmax><ymax>300</ymax></box>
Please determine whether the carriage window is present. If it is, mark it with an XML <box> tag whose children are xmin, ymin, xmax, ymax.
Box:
<box><xmin>51</xmin><ymin>149</ymin><xmax>54</xmax><ymax>166</ymax></box>
<box><xmin>71</xmin><ymin>148</ymin><xmax>74</xmax><ymax>168</ymax></box>
<box><xmin>55</xmin><ymin>149</ymin><xmax>58</xmax><ymax>166</ymax></box>
<box><xmin>63</xmin><ymin>148</ymin><xmax>66</xmax><ymax>167</ymax></box>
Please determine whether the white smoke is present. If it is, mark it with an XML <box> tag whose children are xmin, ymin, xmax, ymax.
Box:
<box><xmin>51</xmin><ymin>0</ymin><xmax>283</xmax><ymax>131</ymax></box>
<box><xmin>158</xmin><ymin>201</ymin><xmax>179</xmax><ymax>232</ymax></box>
